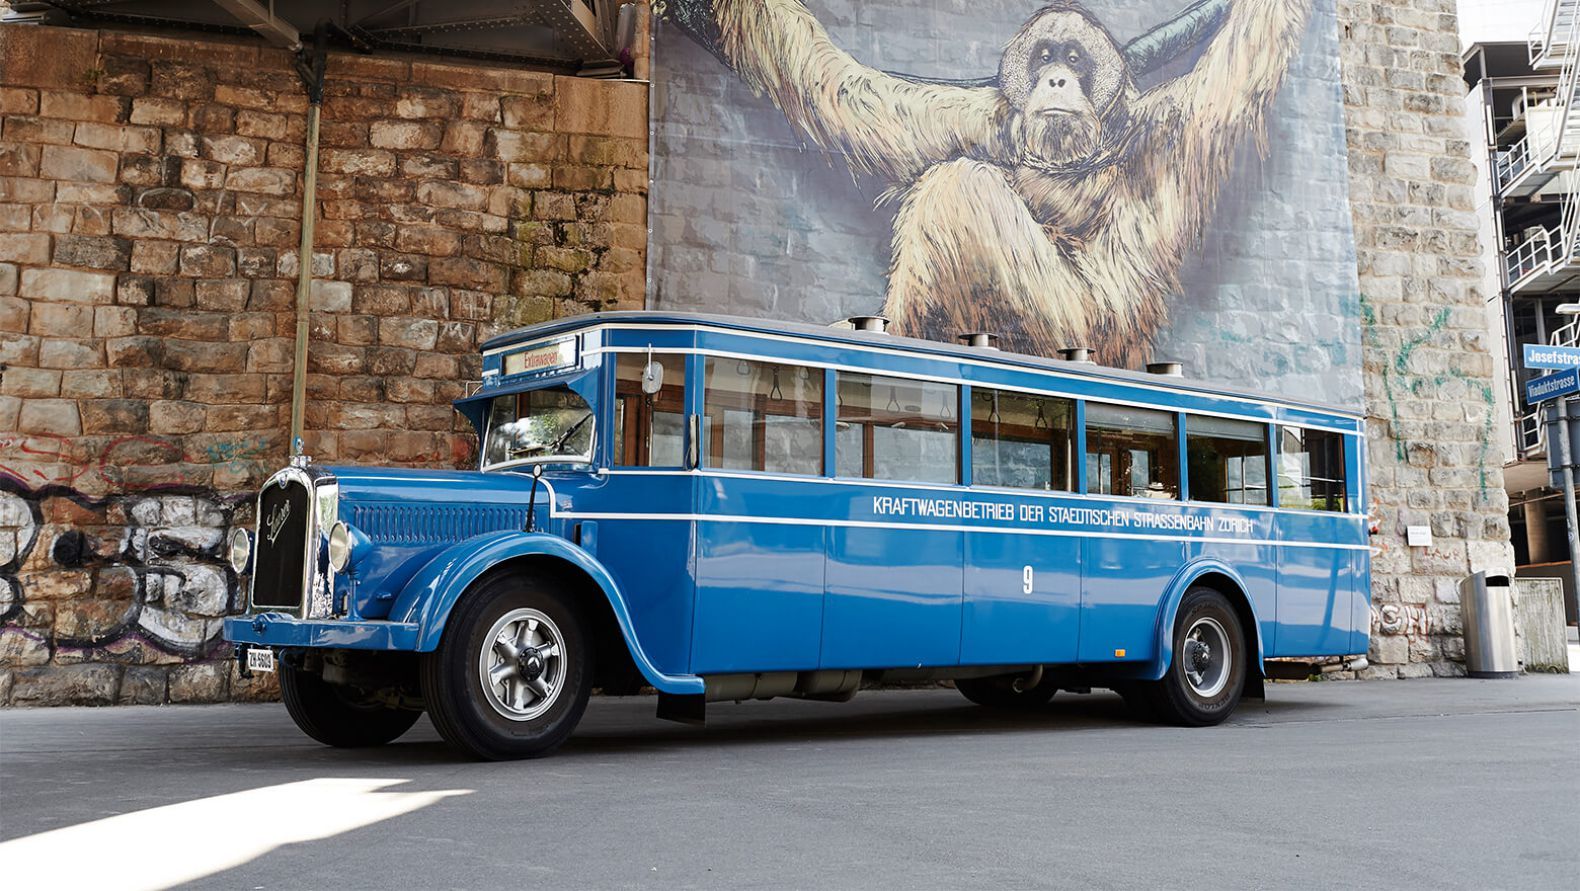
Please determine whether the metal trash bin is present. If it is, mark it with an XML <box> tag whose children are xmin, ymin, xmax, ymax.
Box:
<box><xmin>1460</xmin><ymin>572</ymin><xmax>1519</xmax><ymax>678</ymax></box>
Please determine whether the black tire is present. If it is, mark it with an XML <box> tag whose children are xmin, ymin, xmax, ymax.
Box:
<box><xmin>956</xmin><ymin>672</ymin><xmax>1059</xmax><ymax>709</ymax></box>
<box><xmin>279</xmin><ymin>661</ymin><xmax>421</xmax><ymax>748</ymax></box>
<box><xmin>420</xmin><ymin>572</ymin><xmax>593</xmax><ymax>760</ymax></box>
<box><xmin>1132</xmin><ymin>587</ymin><xmax>1247</xmax><ymax>726</ymax></box>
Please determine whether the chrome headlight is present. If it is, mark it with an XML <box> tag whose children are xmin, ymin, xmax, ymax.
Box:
<box><xmin>227</xmin><ymin>528</ymin><xmax>253</xmax><ymax>574</ymax></box>
<box><xmin>327</xmin><ymin>521</ymin><xmax>351</xmax><ymax>573</ymax></box>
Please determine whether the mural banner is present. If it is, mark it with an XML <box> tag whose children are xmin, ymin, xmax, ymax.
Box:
<box><xmin>648</xmin><ymin>0</ymin><xmax>1361</xmax><ymax>406</ymax></box>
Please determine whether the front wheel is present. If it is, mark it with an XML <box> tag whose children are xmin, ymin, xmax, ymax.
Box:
<box><xmin>1131</xmin><ymin>587</ymin><xmax>1247</xmax><ymax>726</ymax></box>
<box><xmin>278</xmin><ymin>662</ymin><xmax>421</xmax><ymax>748</ymax></box>
<box><xmin>420</xmin><ymin>573</ymin><xmax>593</xmax><ymax>760</ymax></box>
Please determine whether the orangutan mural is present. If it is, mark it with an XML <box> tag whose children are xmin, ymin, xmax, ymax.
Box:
<box><xmin>650</xmin><ymin>0</ymin><xmax>1361</xmax><ymax>400</ymax></box>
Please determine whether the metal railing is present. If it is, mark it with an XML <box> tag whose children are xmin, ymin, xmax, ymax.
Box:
<box><xmin>1495</xmin><ymin>137</ymin><xmax>1535</xmax><ymax>193</ymax></box>
<box><xmin>1531</xmin><ymin>0</ymin><xmax>1577</xmax><ymax>67</ymax></box>
<box><xmin>1507</xmin><ymin>227</ymin><xmax>1559</xmax><ymax>286</ymax></box>
<box><xmin>1552</xmin><ymin>8</ymin><xmax>1580</xmax><ymax>166</ymax></box>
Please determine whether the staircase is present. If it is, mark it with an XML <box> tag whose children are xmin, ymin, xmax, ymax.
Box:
<box><xmin>1507</xmin><ymin>3</ymin><xmax>1580</xmax><ymax>290</ymax></box>
<box><xmin>1531</xmin><ymin>0</ymin><xmax>1580</xmax><ymax>68</ymax></box>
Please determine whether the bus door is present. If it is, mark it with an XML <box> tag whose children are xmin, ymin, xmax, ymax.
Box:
<box><xmin>1274</xmin><ymin>426</ymin><xmax>1359</xmax><ymax>656</ymax></box>
<box><xmin>690</xmin><ymin>357</ymin><xmax>827</xmax><ymax>673</ymax></box>
<box><xmin>823</xmin><ymin>372</ymin><xmax>965</xmax><ymax>669</ymax></box>
<box><xmin>591</xmin><ymin>350</ymin><xmax>698</xmax><ymax>680</ymax></box>
<box><xmin>960</xmin><ymin>387</ymin><xmax>1081</xmax><ymax>664</ymax></box>
<box><xmin>1077</xmin><ymin>404</ymin><xmax>1186</xmax><ymax>663</ymax></box>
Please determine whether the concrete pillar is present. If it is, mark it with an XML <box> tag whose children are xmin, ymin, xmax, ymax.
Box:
<box><xmin>1524</xmin><ymin>498</ymin><xmax>1550</xmax><ymax>564</ymax></box>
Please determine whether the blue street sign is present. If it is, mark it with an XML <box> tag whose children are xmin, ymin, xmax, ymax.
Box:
<box><xmin>1523</xmin><ymin>342</ymin><xmax>1580</xmax><ymax>370</ymax></box>
<box><xmin>1526</xmin><ymin>367</ymin><xmax>1580</xmax><ymax>405</ymax></box>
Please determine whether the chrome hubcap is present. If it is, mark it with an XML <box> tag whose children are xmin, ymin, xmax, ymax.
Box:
<box><xmin>1182</xmin><ymin>617</ymin><xmax>1231</xmax><ymax>699</ymax></box>
<box><xmin>479</xmin><ymin>607</ymin><xmax>565</xmax><ymax>721</ymax></box>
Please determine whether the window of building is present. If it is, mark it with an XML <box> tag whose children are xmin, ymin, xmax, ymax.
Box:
<box><xmin>1278</xmin><ymin>427</ymin><xmax>1348</xmax><ymax>512</ymax></box>
<box><xmin>835</xmin><ymin>372</ymin><xmax>959</xmax><ymax>484</ymax></box>
<box><xmin>971</xmin><ymin>388</ymin><xmax>1073</xmax><ymax>491</ymax></box>
<box><xmin>703</xmin><ymin>358</ymin><xmax>823</xmax><ymax>475</ymax></box>
<box><xmin>1085</xmin><ymin>403</ymin><xmax>1178</xmax><ymax>499</ymax></box>
<box><xmin>614</xmin><ymin>353</ymin><xmax>686</xmax><ymax>466</ymax></box>
<box><xmin>1186</xmin><ymin>415</ymin><xmax>1269</xmax><ymax>505</ymax></box>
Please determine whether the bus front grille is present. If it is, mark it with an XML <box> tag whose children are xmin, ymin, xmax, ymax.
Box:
<box><xmin>250</xmin><ymin>475</ymin><xmax>312</xmax><ymax>612</ymax></box>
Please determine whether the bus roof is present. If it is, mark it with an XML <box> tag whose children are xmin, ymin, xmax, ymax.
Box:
<box><xmin>481</xmin><ymin>311</ymin><xmax>1362</xmax><ymax>420</ymax></box>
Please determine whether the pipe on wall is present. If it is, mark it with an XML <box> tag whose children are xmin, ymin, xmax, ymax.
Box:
<box><xmin>288</xmin><ymin>25</ymin><xmax>328</xmax><ymax>456</ymax></box>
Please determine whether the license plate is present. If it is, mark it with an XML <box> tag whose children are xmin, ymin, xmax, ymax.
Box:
<box><xmin>246</xmin><ymin>648</ymin><xmax>275</xmax><ymax>673</ymax></box>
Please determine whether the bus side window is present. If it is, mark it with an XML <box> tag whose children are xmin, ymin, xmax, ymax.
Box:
<box><xmin>615</xmin><ymin>353</ymin><xmax>687</xmax><ymax>466</ymax></box>
<box><xmin>1186</xmin><ymin>415</ymin><xmax>1270</xmax><ymax>505</ymax></box>
<box><xmin>835</xmin><ymin>372</ymin><xmax>959</xmax><ymax>484</ymax></box>
<box><xmin>1085</xmin><ymin>403</ymin><xmax>1178</xmax><ymax>499</ymax></box>
<box><xmin>1278</xmin><ymin>427</ymin><xmax>1347</xmax><ymax>511</ymax></box>
<box><xmin>971</xmin><ymin>388</ymin><xmax>1073</xmax><ymax>491</ymax></box>
<box><xmin>703</xmin><ymin>358</ymin><xmax>823</xmax><ymax>475</ymax></box>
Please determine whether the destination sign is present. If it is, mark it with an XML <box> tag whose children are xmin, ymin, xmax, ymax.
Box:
<box><xmin>503</xmin><ymin>339</ymin><xmax>576</xmax><ymax>377</ymax></box>
<box><xmin>1525</xmin><ymin>367</ymin><xmax>1580</xmax><ymax>405</ymax></box>
<box><xmin>1522</xmin><ymin>343</ymin><xmax>1580</xmax><ymax>370</ymax></box>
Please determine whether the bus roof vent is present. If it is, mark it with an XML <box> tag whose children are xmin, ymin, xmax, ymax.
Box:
<box><xmin>1146</xmin><ymin>361</ymin><xmax>1184</xmax><ymax>377</ymax></box>
<box><xmin>957</xmin><ymin>331</ymin><xmax>999</xmax><ymax>349</ymax></box>
<box><xmin>1058</xmin><ymin>347</ymin><xmax>1093</xmax><ymax>363</ymax></box>
<box><xmin>842</xmin><ymin>315</ymin><xmax>890</xmax><ymax>333</ymax></box>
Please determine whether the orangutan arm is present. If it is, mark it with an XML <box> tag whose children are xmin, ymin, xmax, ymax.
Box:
<box><xmin>708</xmin><ymin>0</ymin><xmax>1007</xmax><ymax>182</ymax></box>
<box><xmin>1130</xmin><ymin>0</ymin><xmax>1313</xmax><ymax>251</ymax></box>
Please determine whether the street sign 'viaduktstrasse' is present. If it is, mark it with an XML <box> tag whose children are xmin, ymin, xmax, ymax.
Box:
<box><xmin>1526</xmin><ymin>367</ymin><xmax>1580</xmax><ymax>405</ymax></box>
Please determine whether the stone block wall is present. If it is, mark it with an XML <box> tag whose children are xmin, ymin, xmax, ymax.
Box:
<box><xmin>1336</xmin><ymin>0</ymin><xmax>1515</xmax><ymax>678</ymax></box>
<box><xmin>0</xmin><ymin>24</ymin><xmax>647</xmax><ymax>704</ymax></box>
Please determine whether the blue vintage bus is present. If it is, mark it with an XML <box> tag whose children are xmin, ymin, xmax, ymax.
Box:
<box><xmin>223</xmin><ymin>312</ymin><xmax>1370</xmax><ymax>759</ymax></box>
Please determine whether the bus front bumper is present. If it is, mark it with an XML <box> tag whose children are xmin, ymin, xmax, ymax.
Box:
<box><xmin>223</xmin><ymin>614</ymin><xmax>421</xmax><ymax>652</ymax></box>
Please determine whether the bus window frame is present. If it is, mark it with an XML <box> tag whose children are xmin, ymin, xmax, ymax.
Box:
<box><xmin>1273</xmin><ymin>424</ymin><xmax>1354</xmax><ymax>514</ymax></box>
<box><xmin>700</xmin><ymin>356</ymin><xmax>827</xmax><ymax>478</ymax></box>
<box><xmin>609</xmin><ymin>349</ymin><xmax>692</xmax><ymax>470</ymax></box>
<box><xmin>1079</xmin><ymin>400</ymin><xmax>1182</xmax><ymax>502</ymax></box>
<box><xmin>1181</xmin><ymin>412</ymin><xmax>1274</xmax><ymax>508</ymax></box>
<box><xmin>588</xmin><ymin>340</ymin><xmax>1363</xmax><ymax>516</ymax></box>
<box><xmin>831</xmin><ymin>369</ymin><xmax>963</xmax><ymax>486</ymax></box>
<box><xmin>1264</xmin><ymin>423</ymin><xmax>1352</xmax><ymax>515</ymax></box>
<box><xmin>965</xmin><ymin>383</ymin><xmax>1077</xmax><ymax>494</ymax></box>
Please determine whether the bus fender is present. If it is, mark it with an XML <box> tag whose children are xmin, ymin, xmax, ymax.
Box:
<box><xmin>390</xmin><ymin>530</ymin><xmax>705</xmax><ymax>696</ymax></box>
<box><xmin>1144</xmin><ymin>560</ymin><xmax>1266</xmax><ymax>682</ymax></box>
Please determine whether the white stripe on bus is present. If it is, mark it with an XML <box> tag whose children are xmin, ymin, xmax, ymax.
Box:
<box><xmin>561</xmin><ymin>511</ymin><xmax>1371</xmax><ymax>551</ymax></box>
<box><xmin>599</xmin><ymin>468</ymin><xmax>1363</xmax><ymax>520</ymax></box>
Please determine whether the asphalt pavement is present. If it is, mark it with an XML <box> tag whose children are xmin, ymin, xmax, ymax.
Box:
<box><xmin>2</xmin><ymin>675</ymin><xmax>1577</xmax><ymax>890</ymax></box>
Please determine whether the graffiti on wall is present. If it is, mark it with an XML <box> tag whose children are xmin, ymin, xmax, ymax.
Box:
<box><xmin>1360</xmin><ymin>295</ymin><xmax>1496</xmax><ymax>495</ymax></box>
<box><xmin>0</xmin><ymin>440</ymin><xmax>251</xmax><ymax>674</ymax></box>
<box><xmin>650</xmin><ymin>0</ymin><xmax>1362</xmax><ymax>404</ymax></box>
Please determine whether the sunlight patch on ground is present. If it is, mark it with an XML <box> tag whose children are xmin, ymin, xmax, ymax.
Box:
<box><xmin>0</xmin><ymin>777</ymin><xmax>471</xmax><ymax>890</ymax></box>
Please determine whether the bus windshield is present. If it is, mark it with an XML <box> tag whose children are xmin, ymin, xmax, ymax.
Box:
<box><xmin>482</xmin><ymin>387</ymin><xmax>595</xmax><ymax>470</ymax></box>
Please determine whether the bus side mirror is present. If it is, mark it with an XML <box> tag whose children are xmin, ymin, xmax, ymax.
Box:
<box><xmin>641</xmin><ymin>359</ymin><xmax>664</xmax><ymax>395</ymax></box>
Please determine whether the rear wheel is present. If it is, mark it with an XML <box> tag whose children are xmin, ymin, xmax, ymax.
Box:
<box><xmin>278</xmin><ymin>662</ymin><xmax>421</xmax><ymax>748</ymax></box>
<box><xmin>956</xmin><ymin>671</ymin><xmax>1058</xmax><ymax>709</ymax></box>
<box><xmin>1130</xmin><ymin>587</ymin><xmax>1247</xmax><ymax>726</ymax></box>
<box><xmin>420</xmin><ymin>572</ymin><xmax>592</xmax><ymax>760</ymax></box>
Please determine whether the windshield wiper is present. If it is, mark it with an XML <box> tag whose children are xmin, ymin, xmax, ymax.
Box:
<box><xmin>506</xmin><ymin>412</ymin><xmax>592</xmax><ymax>461</ymax></box>
<box><xmin>548</xmin><ymin>412</ymin><xmax>592</xmax><ymax>455</ymax></box>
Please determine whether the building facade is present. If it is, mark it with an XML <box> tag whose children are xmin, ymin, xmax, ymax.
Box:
<box><xmin>0</xmin><ymin>0</ymin><xmax>1515</xmax><ymax>704</ymax></box>
<box><xmin>1463</xmin><ymin>0</ymin><xmax>1580</xmax><ymax>624</ymax></box>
